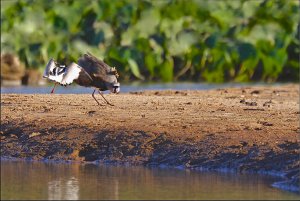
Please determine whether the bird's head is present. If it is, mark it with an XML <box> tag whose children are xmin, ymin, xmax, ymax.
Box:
<box><xmin>107</xmin><ymin>66</ymin><xmax>120</xmax><ymax>94</ymax></box>
<box><xmin>111</xmin><ymin>82</ymin><xmax>120</xmax><ymax>94</ymax></box>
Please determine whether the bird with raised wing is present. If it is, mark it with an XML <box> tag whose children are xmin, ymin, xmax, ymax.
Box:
<box><xmin>43</xmin><ymin>52</ymin><xmax>120</xmax><ymax>106</ymax></box>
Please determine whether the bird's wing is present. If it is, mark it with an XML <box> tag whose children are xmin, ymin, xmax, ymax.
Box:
<box><xmin>60</xmin><ymin>62</ymin><xmax>80</xmax><ymax>85</ymax></box>
<box><xmin>43</xmin><ymin>58</ymin><xmax>65</xmax><ymax>83</ymax></box>
<box><xmin>85</xmin><ymin>52</ymin><xmax>111</xmax><ymax>72</ymax></box>
<box><xmin>47</xmin><ymin>73</ymin><xmax>64</xmax><ymax>83</ymax></box>
<box><xmin>43</xmin><ymin>58</ymin><xmax>55</xmax><ymax>78</ymax></box>
<box><xmin>78</xmin><ymin>52</ymin><xmax>119</xmax><ymax>83</ymax></box>
<box><xmin>60</xmin><ymin>62</ymin><xmax>93</xmax><ymax>85</ymax></box>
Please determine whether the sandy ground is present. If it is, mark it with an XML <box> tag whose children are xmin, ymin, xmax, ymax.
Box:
<box><xmin>1</xmin><ymin>84</ymin><xmax>299</xmax><ymax>191</ymax></box>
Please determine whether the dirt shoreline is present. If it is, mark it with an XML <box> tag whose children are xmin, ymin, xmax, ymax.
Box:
<box><xmin>1</xmin><ymin>84</ymin><xmax>299</xmax><ymax>192</ymax></box>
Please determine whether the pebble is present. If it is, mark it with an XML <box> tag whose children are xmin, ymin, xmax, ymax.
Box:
<box><xmin>29</xmin><ymin>132</ymin><xmax>41</xmax><ymax>138</ymax></box>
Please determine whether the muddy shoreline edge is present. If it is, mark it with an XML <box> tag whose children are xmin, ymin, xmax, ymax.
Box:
<box><xmin>1</xmin><ymin>84</ymin><xmax>299</xmax><ymax>193</ymax></box>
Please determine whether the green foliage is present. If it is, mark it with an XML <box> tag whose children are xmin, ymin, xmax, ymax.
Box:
<box><xmin>1</xmin><ymin>0</ymin><xmax>299</xmax><ymax>82</ymax></box>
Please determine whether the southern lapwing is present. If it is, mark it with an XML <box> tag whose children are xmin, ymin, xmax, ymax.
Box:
<box><xmin>43</xmin><ymin>52</ymin><xmax>120</xmax><ymax>106</ymax></box>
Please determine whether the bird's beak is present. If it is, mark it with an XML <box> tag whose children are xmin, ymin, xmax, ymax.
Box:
<box><xmin>113</xmin><ymin>87</ymin><xmax>120</xmax><ymax>94</ymax></box>
<box><xmin>112</xmin><ymin>83</ymin><xmax>120</xmax><ymax>94</ymax></box>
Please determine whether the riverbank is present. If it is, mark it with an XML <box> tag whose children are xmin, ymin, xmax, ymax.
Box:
<box><xmin>1</xmin><ymin>84</ymin><xmax>299</xmax><ymax>192</ymax></box>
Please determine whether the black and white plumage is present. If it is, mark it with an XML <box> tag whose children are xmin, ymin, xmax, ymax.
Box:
<box><xmin>43</xmin><ymin>52</ymin><xmax>120</xmax><ymax>106</ymax></box>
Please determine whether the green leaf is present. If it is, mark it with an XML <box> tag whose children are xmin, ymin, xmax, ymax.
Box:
<box><xmin>158</xmin><ymin>57</ymin><xmax>173</xmax><ymax>82</ymax></box>
<box><xmin>238</xmin><ymin>42</ymin><xmax>257</xmax><ymax>61</ymax></box>
<box><xmin>144</xmin><ymin>53</ymin><xmax>156</xmax><ymax>76</ymax></box>
<box><xmin>205</xmin><ymin>34</ymin><xmax>218</xmax><ymax>48</ymax></box>
<box><xmin>128</xmin><ymin>58</ymin><xmax>144</xmax><ymax>80</ymax></box>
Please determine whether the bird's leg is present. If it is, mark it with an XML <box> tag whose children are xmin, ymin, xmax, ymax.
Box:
<box><xmin>98</xmin><ymin>90</ymin><xmax>114</xmax><ymax>106</ymax></box>
<box><xmin>92</xmin><ymin>89</ymin><xmax>102</xmax><ymax>106</ymax></box>
<box><xmin>50</xmin><ymin>83</ymin><xmax>57</xmax><ymax>94</ymax></box>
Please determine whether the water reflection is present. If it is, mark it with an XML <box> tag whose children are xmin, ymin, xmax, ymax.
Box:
<box><xmin>1</xmin><ymin>160</ymin><xmax>299</xmax><ymax>200</ymax></box>
<box><xmin>48</xmin><ymin>177</ymin><xmax>79</xmax><ymax>200</ymax></box>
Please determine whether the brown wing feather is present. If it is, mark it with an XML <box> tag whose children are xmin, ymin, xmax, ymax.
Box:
<box><xmin>86</xmin><ymin>52</ymin><xmax>111</xmax><ymax>71</ymax></box>
<box><xmin>77</xmin><ymin>52</ymin><xmax>118</xmax><ymax>83</ymax></box>
<box><xmin>78</xmin><ymin>52</ymin><xmax>109</xmax><ymax>74</ymax></box>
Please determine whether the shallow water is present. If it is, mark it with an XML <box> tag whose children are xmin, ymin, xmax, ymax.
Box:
<box><xmin>1</xmin><ymin>160</ymin><xmax>299</xmax><ymax>200</ymax></box>
<box><xmin>0</xmin><ymin>82</ymin><xmax>283</xmax><ymax>94</ymax></box>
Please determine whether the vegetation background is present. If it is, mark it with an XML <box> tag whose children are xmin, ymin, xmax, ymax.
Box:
<box><xmin>1</xmin><ymin>0</ymin><xmax>299</xmax><ymax>83</ymax></box>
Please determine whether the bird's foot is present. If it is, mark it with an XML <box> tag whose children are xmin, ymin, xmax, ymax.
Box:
<box><xmin>107</xmin><ymin>102</ymin><xmax>114</xmax><ymax>106</ymax></box>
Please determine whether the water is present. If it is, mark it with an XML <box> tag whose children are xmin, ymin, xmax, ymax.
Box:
<box><xmin>1</xmin><ymin>160</ymin><xmax>299</xmax><ymax>200</ymax></box>
<box><xmin>0</xmin><ymin>82</ymin><xmax>282</xmax><ymax>94</ymax></box>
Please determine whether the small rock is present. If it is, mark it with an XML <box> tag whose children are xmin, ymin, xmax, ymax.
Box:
<box><xmin>29</xmin><ymin>132</ymin><xmax>41</xmax><ymax>138</ymax></box>
<box><xmin>240</xmin><ymin>99</ymin><xmax>257</xmax><ymax>106</ymax></box>
<box><xmin>240</xmin><ymin>141</ymin><xmax>248</xmax><ymax>146</ymax></box>
<box><xmin>245</xmin><ymin>101</ymin><xmax>257</xmax><ymax>106</ymax></box>
<box><xmin>262</xmin><ymin>122</ymin><xmax>273</xmax><ymax>126</ymax></box>
<box><xmin>88</xmin><ymin>110</ymin><xmax>96</xmax><ymax>116</ymax></box>
<box><xmin>263</xmin><ymin>100</ymin><xmax>273</xmax><ymax>107</ymax></box>
<box><xmin>243</xmin><ymin>126</ymin><xmax>250</xmax><ymax>130</ymax></box>
<box><xmin>250</xmin><ymin>90</ymin><xmax>260</xmax><ymax>95</ymax></box>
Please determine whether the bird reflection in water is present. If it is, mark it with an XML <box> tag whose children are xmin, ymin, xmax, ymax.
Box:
<box><xmin>48</xmin><ymin>177</ymin><xmax>79</xmax><ymax>200</ymax></box>
<box><xmin>47</xmin><ymin>163</ymin><xmax>120</xmax><ymax>200</ymax></box>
